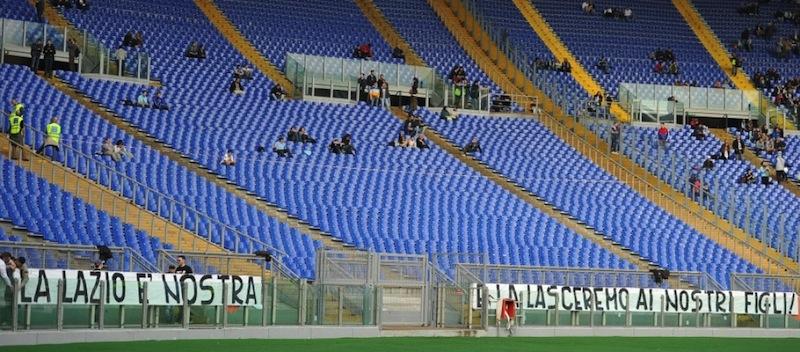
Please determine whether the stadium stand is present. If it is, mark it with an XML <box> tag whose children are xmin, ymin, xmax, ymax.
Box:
<box><xmin>694</xmin><ymin>0</ymin><xmax>800</xmax><ymax>121</ymax></box>
<box><xmin>426</xmin><ymin>111</ymin><xmax>759</xmax><ymax>287</ymax></box>
<box><xmin>0</xmin><ymin>64</ymin><xmax>319</xmax><ymax>277</ymax></box>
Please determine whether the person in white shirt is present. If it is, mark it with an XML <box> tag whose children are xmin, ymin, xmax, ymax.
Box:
<box><xmin>0</xmin><ymin>252</ymin><xmax>12</xmax><ymax>288</ymax></box>
<box><xmin>221</xmin><ymin>149</ymin><xmax>236</xmax><ymax>166</ymax></box>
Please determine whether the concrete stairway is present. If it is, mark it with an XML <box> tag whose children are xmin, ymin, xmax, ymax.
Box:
<box><xmin>673</xmin><ymin>0</ymin><xmax>796</xmax><ymax>130</ymax></box>
<box><xmin>426</xmin><ymin>0</ymin><xmax>800</xmax><ymax>276</ymax></box>
<box><xmin>354</xmin><ymin>0</ymin><xmax>425</xmax><ymax>67</ymax></box>
<box><xmin>194</xmin><ymin>0</ymin><xmax>294</xmax><ymax>94</ymax></box>
<box><xmin>510</xmin><ymin>0</ymin><xmax>631</xmax><ymax>122</ymax></box>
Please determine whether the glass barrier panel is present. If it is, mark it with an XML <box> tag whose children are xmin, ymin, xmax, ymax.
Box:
<box><xmin>275</xmin><ymin>280</ymin><xmax>300</xmax><ymax>325</ymax></box>
<box><xmin>689</xmin><ymin>87</ymin><xmax>707</xmax><ymax>109</ymax></box>
<box><xmin>45</xmin><ymin>24</ymin><xmax>66</xmax><ymax>51</ymax></box>
<box><xmin>638</xmin><ymin>84</ymin><xmax>656</xmax><ymax>101</ymax></box>
<box><xmin>708</xmin><ymin>88</ymin><xmax>725</xmax><ymax>110</ymax></box>
<box><xmin>640</xmin><ymin>99</ymin><xmax>659</xmax><ymax>123</ymax></box>
<box><xmin>324</xmin><ymin>56</ymin><xmax>342</xmax><ymax>81</ymax></box>
<box><xmin>673</xmin><ymin>86</ymin><xmax>691</xmax><ymax>105</ymax></box>
<box><xmin>3</xmin><ymin>19</ymin><xmax>25</xmax><ymax>47</ymax></box>
<box><xmin>379</xmin><ymin>61</ymin><xmax>397</xmax><ymax>86</ymax></box>
<box><xmin>25</xmin><ymin>21</ymin><xmax>44</xmax><ymax>47</ymax></box>
<box><xmin>725</xmin><ymin>88</ymin><xmax>744</xmax><ymax>111</ymax></box>
<box><xmin>654</xmin><ymin>85</ymin><xmax>672</xmax><ymax>101</ymax></box>
<box><xmin>343</xmin><ymin>59</ymin><xmax>361</xmax><ymax>81</ymax></box>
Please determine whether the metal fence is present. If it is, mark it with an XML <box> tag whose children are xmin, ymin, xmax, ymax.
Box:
<box><xmin>1</xmin><ymin>123</ymin><xmax>295</xmax><ymax>279</ymax></box>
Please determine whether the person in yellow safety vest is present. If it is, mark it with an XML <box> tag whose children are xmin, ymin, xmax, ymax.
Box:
<box><xmin>8</xmin><ymin>106</ymin><xmax>28</xmax><ymax>161</ymax></box>
<box><xmin>6</xmin><ymin>99</ymin><xmax>23</xmax><ymax>132</ymax></box>
<box><xmin>37</xmin><ymin>116</ymin><xmax>61</xmax><ymax>157</ymax></box>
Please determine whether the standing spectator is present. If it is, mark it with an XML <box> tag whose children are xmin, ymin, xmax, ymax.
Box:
<box><xmin>273</xmin><ymin>137</ymin><xmax>291</xmax><ymax>157</ymax></box>
<box><xmin>464</xmin><ymin>137</ymin><xmax>482</xmax><ymax>154</ymax></box>
<box><xmin>392</xmin><ymin>46</ymin><xmax>405</xmax><ymax>62</ymax></box>
<box><xmin>657</xmin><ymin>122</ymin><xmax>669</xmax><ymax>149</ymax></box>
<box><xmin>410</xmin><ymin>76</ymin><xmax>419</xmax><ymax>110</ymax></box>
<box><xmin>36</xmin><ymin>116</ymin><xmax>61</xmax><ymax>158</ymax></box>
<box><xmin>122</xmin><ymin>31</ymin><xmax>134</xmax><ymax>47</ymax></box>
<box><xmin>0</xmin><ymin>253</ymin><xmax>12</xmax><ymax>288</ymax></box>
<box><xmin>30</xmin><ymin>40</ymin><xmax>43</xmax><ymax>73</ymax></box>
<box><xmin>115</xmin><ymin>45</ymin><xmax>127</xmax><ymax>76</ymax></box>
<box><xmin>366</xmin><ymin>70</ymin><xmax>377</xmax><ymax>88</ymax></box>
<box><xmin>35</xmin><ymin>0</ymin><xmax>45</xmax><ymax>21</ymax></box>
<box><xmin>67</xmin><ymin>38</ymin><xmax>80</xmax><ymax>72</ymax></box>
<box><xmin>468</xmin><ymin>80</ymin><xmax>480</xmax><ymax>109</ymax></box>
<box><xmin>732</xmin><ymin>135</ymin><xmax>745</xmax><ymax>160</ymax></box>
<box><xmin>718</xmin><ymin>141</ymin><xmax>731</xmax><ymax>160</ymax></box>
<box><xmin>610</xmin><ymin>121</ymin><xmax>621</xmax><ymax>154</ymax></box>
<box><xmin>42</xmin><ymin>40</ymin><xmax>56</xmax><ymax>78</ymax></box>
<box><xmin>220</xmin><ymin>149</ymin><xmax>236</xmax><ymax>166</ymax></box>
<box><xmin>175</xmin><ymin>256</ymin><xmax>193</xmax><ymax>274</ymax></box>
<box><xmin>8</xmin><ymin>104</ymin><xmax>27</xmax><ymax>161</ymax></box>
<box><xmin>380</xmin><ymin>79</ymin><xmax>390</xmax><ymax>109</ymax></box>
<box><xmin>357</xmin><ymin>73</ymin><xmax>367</xmax><ymax>102</ymax></box>
<box><xmin>759</xmin><ymin>163</ymin><xmax>771</xmax><ymax>185</ymax></box>
<box><xmin>776</xmin><ymin>152</ymin><xmax>787</xmax><ymax>183</ymax></box>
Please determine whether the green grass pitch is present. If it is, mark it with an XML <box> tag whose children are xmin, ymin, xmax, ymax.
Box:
<box><xmin>4</xmin><ymin>337</ymin><xmax>799</xmax><ymax>352</ymax></box>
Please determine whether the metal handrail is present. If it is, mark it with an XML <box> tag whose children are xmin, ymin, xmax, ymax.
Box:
<box><xmin>3</xmin><ymin>123</ymin><xmax>291</xmax><ymax>263</ymax></box>
<box><xmin>0</xmin><ymin>240</ymin><xmax>158</xmax><ymax>272</ymax></box>
<box><xmin>156</xmin><ymin>249</ymin><xmax>296</xmax><ymax>280</ymax></box>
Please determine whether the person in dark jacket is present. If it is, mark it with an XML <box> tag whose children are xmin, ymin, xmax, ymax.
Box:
<box><xmin>464</xmin><ymin>137</ymin><xmax>482</xmax><ymax>154</ymax></box>
<box><xmin>67</xmin><ymin>38</ymin><xmax>80</xmax><ymax>72</ymax></box>
<box><xmin>30</xmin><ymin>40</ymin><xmax>43</xmax><ymax>73</ymax></box>
<box><xmin>43</xmin><ymin>40</ymin><xmax>56</xmax><ymax>78</ymax></box>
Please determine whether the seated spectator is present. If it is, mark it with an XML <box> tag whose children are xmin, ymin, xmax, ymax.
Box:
<box><xmin>560</xmin><ymin>59</ymin><xmax>571</xmax><ymax>73</ymax></box>
<box><xmin>392</xmin><ymin>46</ymin><xmax>405</xmax><ymax>62</ymax></box>
<box><xmin>597</xmin><ymin>57</ymin><xmax>610</xmax><ymax>74</ymax></box>
<box><xmin>357</xmin><ymin>43</ymin><xmax>373</xmax><ymax>60</ymax></box>
<box><xmin>136</xmin><ymin>90</ymin><xmax>150</xmax><ymax>108</ymax></box>
<box><xmin>764</xmin><ymin>137</ymin><xmax>775</xmax><ymax>154</ymax></box>
<box><xmin>186</xmin><ymin>41</ymin><xmax>206</xmax><ymax>59</ymax></box>
<box><xmin>738</xmin><ymin>169</ymin><xmax>756</xmax><ymax>184</ymax></box>
<box><xmin>114</xmin><ymin>140</ymin><xmax>134</xmax><ymax>160</ymax></box>
<box><xmin>122</xmin><ymin>31</ymin><xmax>134</xmax><ymax>47</ymax></box>
<box><xmin>99</xmin><ymin>137</ymin><xmax>120</xmax><ymax>161</ymax></box>
<box><xmin>340</xmin><ymin>134</ymin><xmax>356</xmax><ymax>155</ymax></box>
<box><xmin>623</xmin><ymin>8</ymin><xmax>632</xmax><ymax>20</ymax></box>
<box><xmin>390</xmin><ymin>132</ymin><xmax>407</xmax><ymax>148</ymax></box>
<box><xmin>581</xmin><ymin>1</ymin><xmax>594</xmax><ymax>13</ymax></box>
<box><xmin>270</xmin><ymin>84</ymin><xmax>287</xmax><ymax>101</ymax></box>
<box><xmin>464</xmin><ymin>137</ymin><xmax>482</xmax><ymax>154</ymax></box>
<box><xmin>273</xmin><ymin>137</ymin><xmax>291</xmax><ymax>157</ymax></box>
<box><xmin>603</xmin><ymin>7</ymin><xmax>613</xmax><ymax>17</ymax></box>
<box><xmin>287</xmin><ymin>127</ymin><xmax>300</xmax><ymax>142</ymax></box>
<box><xmin>668</xmin><ymin>61</ymin><xmax>679</xmax><ymax>75</ymax></box>
<box><xmin>133</xmin><ymin>31</ymin><xmax>144</xmax><ymax>47</ymax></box>
<box><xmin>76</xmin><ymin>0</ymin><xmax>88</xmax><ymax>11</ymax></box>
<box><xmin>151</xmin><ymin>89</ymin><xmax>169</xmax><ymax>110</ymax></box>
<box><xmin>691</xmin><ymin>124</ymin><xmax>705</xmax><ymax>140</ymax></box>
<box><xmin>221</xmin><ymin>149</ymin><xmax>235</xmax><ymax>166</ymax></box>
<box><xmin>416</xmin><ymin>134</ymin><xmax>429</xmax><ymax>149</ymax></box>
<box><xmin>440</xmin><ymin>106</ymin><xmax>454</xmax><ymax>121</ymax></box>
<box><xmin>229</xmin><ymin>78</ymin><xmax>245</xmax><ymax>95</ymax></box>
<box><xmin>654</xmin><ymin>61</ymin><xmax>664</xmax><ymax>74</ymax></box>
<box><xmin>329</xmin><ymin>138</ymin><xmax>343</xmax><ymax>154</ymax></box>
<box><xmin>299</xmin><ymin>127</ymin><xmax>316</xmax><ymax>144</ymax></box>
<box><xmin>233</xmin><ymin>65</ymin><xmax>244</xmax><ymax>79</ymax></box>
<box><xmin>702</xmin><ymin>156</ymin><xmax>714</xmax><ymax>170</ymax></box>
<box><xmin>775</xmin><ymin>137</ymin><xmax>786</xmax><ymax>152</ymax></box>
<box><xmin>242</xmin><ymin>65</ymin><xmax>253</xmax><ymax>79</ymax></box>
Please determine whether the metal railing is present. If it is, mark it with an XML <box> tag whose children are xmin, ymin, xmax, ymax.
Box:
<box><xmin>156</xmin><ymin>249</ymin><xmax>296</xmax><ymax>280</ymax></box>
<box><xmin>577</xmin><ymin>117</ymin><xmax>800</xmax><ymax>269</ymax></box>
<box><xmin>0</xmin><ymin>240</ymin><xmax>156</xmax><ymax>273</ymax></box>
<box><xmin>1</xmin><ymin>124</ymin><xmax>294</xmax><ymax>277</ymax></box>
<box><xmin>456</xmin><ymin>263</ymin><xmax>723</xmax><ymax>291</ymax></box>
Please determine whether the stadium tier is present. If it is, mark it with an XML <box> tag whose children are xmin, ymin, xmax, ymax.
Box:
<box><xmin>694</xmin><ymin>0</ymin><xmax>800</xmax><ymax>120</ymax></box>
<box><xmin>426</xmin><ymin>112</ymin><xmax>759</xmax><ymax>287</ymax></box>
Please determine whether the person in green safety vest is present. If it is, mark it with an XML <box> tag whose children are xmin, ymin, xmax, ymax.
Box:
<box><xmin>37</xmin><ymin>116</ymin><xmax>61</xmax><ymax>158</ymax></box>
<box><xmin>8</xmin><ymin>104</ymin><xmax>27</xmax><ymax>161</ymax></box>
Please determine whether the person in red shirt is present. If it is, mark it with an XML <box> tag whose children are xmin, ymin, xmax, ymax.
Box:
<box><xmin>657</xmin><ymin>122</ymin><xmax>669</xmax><ymax>149</ymax></box>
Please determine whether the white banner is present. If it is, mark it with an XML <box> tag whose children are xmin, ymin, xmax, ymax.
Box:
<box><xmin>472</xmin><ymin>283</ymin><xmax>800</xmax><ymax>315</ymax></box>
<box><xmin>18</xmin><ymin>269</ymin><xmax>263</xmax><ymax>308</ymax></box>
